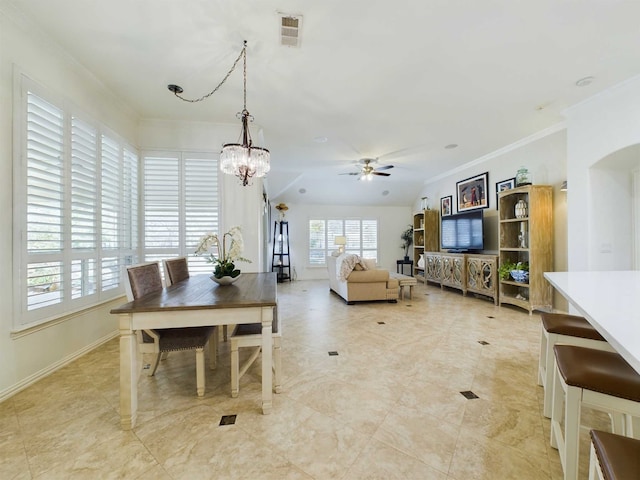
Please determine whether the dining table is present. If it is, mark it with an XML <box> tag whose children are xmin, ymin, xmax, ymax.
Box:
<box><xmin>111</xmin><ymin>272</ymin><xmax>277</xmax><ymax>430</ymax></box>
<box><xmin>544</xmin><ymin>270</ymin><xmax>640</xmax><ymax>374</ymax></box>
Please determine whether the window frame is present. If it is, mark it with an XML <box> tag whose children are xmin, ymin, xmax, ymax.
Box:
<box><xmin>308</xmin><ymin>218</ymin><xmax>379</xmax><ymax>266</ymax></box>
<box><xmin>140</xmin><ymin>151</ymin><xmax>220</xmax><ymax>276</ymax></box>
<box><xmin>13</xmin><ymin>75</ymin><xmax>139</xmax><ymax>330</ymax></box>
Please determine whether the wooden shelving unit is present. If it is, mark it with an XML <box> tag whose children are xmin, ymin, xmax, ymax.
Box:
<box><xmin>498</xmin><ymin>185</ymin><xmax>553</xmax><ymax>313</ymax></box>
<box><xmin>413</xmin><ymin>210</ymin><xmax>439</xmax><ymax>281</ymax></box>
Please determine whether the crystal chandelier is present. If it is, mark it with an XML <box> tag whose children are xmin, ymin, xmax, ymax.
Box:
<box><xmin>168</xmin><ymin>41</ymin><xmax>270</xmax><ymax>186</ymax></box>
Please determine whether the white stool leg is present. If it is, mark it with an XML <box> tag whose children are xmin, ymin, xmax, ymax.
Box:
<box><xmin>563</xmin><ymin>384</ymin><xmax>582</xmax><ymax>480</ymax></box>
<box><xmin>610</xmin><ymin>412</ymin><xmax>625</xmax><ymax>435</ymax></box>
<box><xmin>588</xmin><ymin>442</ymin><xmax>604</xmax><ymax>480</ymax></box>
<box><xmin>550</xmin><ymin>361</ymin><xmax>564</xmax><ymax>450</ymax></box>
<box><xmin>544</xmin><ymin>332</ymin><xmax>558</xmax><ymax>418</ymax></box>
<box><xmin>538</xmin><ymin>326</ymin><xmax>547</xmax><ymax>386</ymax></box>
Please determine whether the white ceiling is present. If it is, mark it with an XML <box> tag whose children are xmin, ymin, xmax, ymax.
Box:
<box><xmin>8</xmin><ymin>0</ymin><xmax>640</xmax><ymax>206</ymax></box>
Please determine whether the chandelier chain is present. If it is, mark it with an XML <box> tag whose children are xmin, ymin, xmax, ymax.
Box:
<box><xmin>171</xmin><ymin>42</ymin><xmax>247</xmax><ymax>104</ymax></box>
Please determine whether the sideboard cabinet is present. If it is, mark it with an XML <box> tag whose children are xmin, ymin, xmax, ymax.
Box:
<box><xmin>424</xmin><ymin>252</ymin><xmax>498</xmax><ymax>304</ymax></box>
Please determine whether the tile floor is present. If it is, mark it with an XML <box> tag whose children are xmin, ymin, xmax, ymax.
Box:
<box><xmin>0</xmin><ymin>279</ymin><xmax>611</xmax><ymax>479</ymax></box>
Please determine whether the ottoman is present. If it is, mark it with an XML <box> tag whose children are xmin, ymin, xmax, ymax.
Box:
<box><xmin>389</xmin><ymin>273</ymin><xmax>418</xmax><ymax>300</ymax></box>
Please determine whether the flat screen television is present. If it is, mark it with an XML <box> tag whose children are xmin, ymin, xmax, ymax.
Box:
<box><xmin>440</xmin><ymin>210</ymin><xmax>484</xmax><ymax>252</ymax></box>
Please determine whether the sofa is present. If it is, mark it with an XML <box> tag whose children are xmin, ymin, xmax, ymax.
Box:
<box><xmin>327</xmin><ymin>254</ymin><xmax>399</xmax><ymax>304</ymax></box>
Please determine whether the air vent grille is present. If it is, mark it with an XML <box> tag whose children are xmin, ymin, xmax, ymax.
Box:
<box><xmin>280</xmin><ymin>15</ymin><xmax>301</xmax><ymax>47</ymax></box>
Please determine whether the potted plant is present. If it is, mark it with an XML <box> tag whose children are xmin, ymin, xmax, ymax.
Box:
<box><xmin>498</xmin><ymin>260</ymin><xmax>529</xmax><ymax>282</ymax></box>
<box><xmin>400</xmin><ymin>225</ymin><xmax>413</xmax><ymax>261</ymax></box>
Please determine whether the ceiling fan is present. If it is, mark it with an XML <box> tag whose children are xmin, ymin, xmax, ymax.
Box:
<box><xmin>340</xmin><ymin>158</ymin><xmax>394</xmax><ymax>181</ymax></box>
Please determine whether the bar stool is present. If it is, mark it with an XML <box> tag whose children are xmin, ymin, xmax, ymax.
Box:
<box><xmin>539</xmin><ymin>312</ymin><xmax>615</xmax><ymax>418</ymax></box>
<box><xmin>550</xmin><ymin>345</ymin><xmax>640</xmax><ymax>480</ymax></box>
<box><xmin>589</xmin><ymin>430</ymin><xmax>640</xmax><ymax>480</ymax></box>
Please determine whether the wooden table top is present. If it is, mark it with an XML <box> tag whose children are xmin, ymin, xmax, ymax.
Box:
<box><xmin>111</xmin><ymin>272</ymin><xmax>277</xmax><ymax>314</ymax></box>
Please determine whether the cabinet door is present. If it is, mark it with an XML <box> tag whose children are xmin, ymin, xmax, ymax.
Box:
<box><xmin>466</xmin><ymin>256</ymin><xmax>497</xmax><ymax>303</ymax></box>
<box><xmin>442</xmin><ymin>255</ymin><xmax>464</xmax><ymax>289</ymax></box>
<box><xmin>426</xmin><ymin>254</ymin><xmax>441</xmax><ymax>282</ymax></box>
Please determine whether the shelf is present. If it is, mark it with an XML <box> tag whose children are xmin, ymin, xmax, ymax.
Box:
<box><xmin>500</xmin><ymin>217</ymin><xmax>529</xmax><ymax>223</ymax></box>
<box><xmin>499</xmin><ymin>248</ymin><xmax>529</xmax><ymax>252</ymax></box>
<box><xmin>500</xmin><ymin>280</ymin><xmax>530</xmax><ymax>288</ymax></box>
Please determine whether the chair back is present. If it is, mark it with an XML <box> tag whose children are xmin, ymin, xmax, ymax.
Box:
<box><xmin>125</xmin><ymin>262</ymin><xmax>163</xmax><ymax>301</ymax></box>
<box><xmin>163</xmin><ymin>257</ymin><xmax>190</xmax><ymax>286</ymax></box>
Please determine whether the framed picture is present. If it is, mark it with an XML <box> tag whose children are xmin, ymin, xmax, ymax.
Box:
<box><xmin>456</xmin><ymin>172</ymin><xmax>489</xmax><ymax>212</ymax></box>
<box><xmin>440</xmin><ymin>195</ymin><xmax>452</xmax><ymax>216</ymax></box>
<box><xmin>495</xmin><ymin>177</ymin><xmax>516</xmax><ymax>206</ymax></box>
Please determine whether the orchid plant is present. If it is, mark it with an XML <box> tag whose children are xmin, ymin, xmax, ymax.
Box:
<box><xmin>195</xmin><ymin>226</ymin><xmax>251</xmax><ymax>278</ymax></box>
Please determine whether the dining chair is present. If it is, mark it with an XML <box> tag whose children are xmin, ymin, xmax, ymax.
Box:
<box><xmin>125</xmin><ymin>261</ymin><xmax>216</xmax><ymax>396</ymax></box>
<box><xmin>162</xmin><ymin>256</ymin><xmax>191</xmax><ymax>286</ymax></box>
<box><xmin>162</xmin><ymin>257</ymin><xmax>220</xmax><ymax>365</ymax></box>
<box><xmin>230</xmin><ymin>309</ymin><xmax>282</xmax><ymax>398</ymax></box>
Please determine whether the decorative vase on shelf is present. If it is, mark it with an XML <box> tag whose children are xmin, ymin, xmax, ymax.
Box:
<box><xmin>516</xmin><ymin>167</ymin><xmax>531</xmax><ymax>186</ymax></box>
<box><xmin>417</xmin><ymin>254</ymin><xmax>425</xmax><ymax>268</ymax></box>
<box><xmin>515</xmin><ymin>199</ymin><xmax>528</xmax><ymax>218</ymax></box>
<box><xmin>210</xmin><ymin>273</ymin><xmax>241</xmax><ymax>286</ymax></box>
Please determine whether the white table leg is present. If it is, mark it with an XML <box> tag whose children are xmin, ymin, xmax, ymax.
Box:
<box><xmin>119</xmin><ymin>314</ymin><xmax>138</xmax><ymax>430</ymax></box>
<box><xmin>261</xmin><ymin>306</ymin><xmax>274</xmax><ymax>414</ymax></box>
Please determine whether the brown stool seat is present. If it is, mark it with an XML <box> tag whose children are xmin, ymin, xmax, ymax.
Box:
<box><xmin>541</xmin><ymin>312</ymin><xmax>605</xmax><ymax>341</ymax></box>
<box><xmin>590</xmin><ymin>430</ymin><xmax>640</xmax><ymax>480</ymax></box>
<box><xmin>554</xmin><ymin>345</ymin><xmax>640</xmax><ymax>403</ymax></box>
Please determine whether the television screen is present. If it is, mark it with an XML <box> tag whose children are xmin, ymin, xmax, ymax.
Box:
<box><xmin>441</xmin><ymin>210</ymin><xmax>484</xmax><ymax>252</ymax></box>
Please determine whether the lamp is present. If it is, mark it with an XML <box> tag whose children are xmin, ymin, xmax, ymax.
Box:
<box><xmin>168</xmin><ymin>41</ymin><xmax>270</xmax><ymax>187</ymax></box>
<box><xmin>334</xmin><ymin>236</ymin><xmax>347</xmax><ymax>254</ymax></box>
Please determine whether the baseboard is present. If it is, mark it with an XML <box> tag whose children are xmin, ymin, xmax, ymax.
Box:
<box><xmin>0</xmin><ymin>330</ymin><xmax>119</xmax><ymax>403</ymax></box>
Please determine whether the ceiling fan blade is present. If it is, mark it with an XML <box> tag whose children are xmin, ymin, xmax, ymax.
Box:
<box><xmin>339</xmin><ymin>172</ymin><xmax>360</xmax><ymax>176</ymax></box>
<box><xmin>372</xmin><ymin>171</ymin><xmax>391</xmax><ymax>177</ymax></box>
<box><xmin>376</xmin><ymin>165</ymin><xmax>394</xmax><ymax>171</ymax></box>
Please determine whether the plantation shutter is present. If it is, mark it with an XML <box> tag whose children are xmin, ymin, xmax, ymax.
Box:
<box><xmin>184</xmin><ymin>156</ymin><xmax>218</xmax><ymax>273</ymax></box>
<box><xmin>308</xmin><ymin>220</ymin><xmax>326</xmax><ymax>265</ymax></box>
<box><xmin>143</xmin><ymin>155</ymin><xmax>180</xmax><ymax>261</ymax></box>
<box><xmin>101</xmin><ymin>135</ymin><xmax>121</xmax><ymax>291</ymax></box>
<box><xmin>361</xmin><ymin>219</ymin><xmax>377</xmax><ymax>259</ymax></box>
<box><xmin>308</xmin><ymin>219</ymin><xmax>378</xmax><ymax>265</ymax></box>
<box><xmin>70</xmin><ymin>117</ymin><xmax>98</xmax><ymax>299</ymax></box>
<box><xmin>25</xmin><ymin>92</ymin><xmax>64</xmax><ymax>310</ymax></box>
<box><xmin>123</xmin><ymin>147</ymin><xmax>139</xmax><ymax>256</ymax></box>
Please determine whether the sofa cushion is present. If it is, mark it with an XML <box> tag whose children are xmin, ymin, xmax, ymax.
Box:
<box><xmin>347</xmin><ymin>269</ymin><xmax>390</xmax><ymax>283</ymax></box>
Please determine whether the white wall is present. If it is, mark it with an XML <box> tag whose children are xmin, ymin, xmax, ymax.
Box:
<box><xmin>272</xmin><ymin>204</ymin><xmax>413</xmax><ymax>280</ymax></box>
<box><xmin>0</xmin><ymin>7</ymin><xmax>138</xmax><ymax>399</ymax></box>
<box><xmin>564</xmin><ymin>75</ymin><xmax>640</xmax><ymax>271</ymax></box>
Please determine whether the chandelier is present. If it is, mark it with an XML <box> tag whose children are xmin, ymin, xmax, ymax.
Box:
<box><xmin>168</xmin><ymin>41</ymin><xmax>270</xmax><ymax>186</ymax></box>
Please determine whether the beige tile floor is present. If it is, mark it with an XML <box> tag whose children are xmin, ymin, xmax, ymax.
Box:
<box><xmin>1</xmin><ymin>279</ymin><xmax>611</xmax><ymax>479</ymax></box>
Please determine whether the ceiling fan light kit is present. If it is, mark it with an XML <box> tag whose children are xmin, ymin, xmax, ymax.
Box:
<box><xmin>341</xmin><ymin>158</ymin><xmax>393</xmax><ymax>180</ymax></box>
<box><xmin>168</xmin><ymin>41</ymin><xmax>270</xmax><ymax>187</ymax></box>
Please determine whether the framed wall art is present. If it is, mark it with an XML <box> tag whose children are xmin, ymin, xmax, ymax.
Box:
<box><xmin>495</xmin><ymin>177</ymin><xmax>516</xmax><ymax>206</ymax></box>
<box><xmin>456</xmin><ymin>172</ymin><xmax>489</xmax><ymax>212</ymax></box>
<box><xmin>440</xmin><ymin>195</ymin><xmax>452</xmax><ymax>216</ymax></box>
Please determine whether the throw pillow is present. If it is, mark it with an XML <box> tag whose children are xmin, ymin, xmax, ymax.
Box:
<box><xmin>362</xmin><ymin>258</ymin><xmax>376</xmax><ymax>270</ymax></box>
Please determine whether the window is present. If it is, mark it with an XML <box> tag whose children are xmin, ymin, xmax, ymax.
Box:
<box><xmin>14</xmin><ymin>79</ymin><xmax>138</xmax><ymax>328</ymax></box>
<box><xmin>141</xmin><ymin>153</ymin><xmax>218</xmax><ymax>274</ymax></box>
<box><xmin>308</xmin><ymin>218</ymin><xmax>378</xmax><ymax>265</ymax></box>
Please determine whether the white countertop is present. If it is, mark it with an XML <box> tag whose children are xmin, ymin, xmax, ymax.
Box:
<box><xmin>544</xmin><ymin>271</ymin><xmax>640</xmax><ymax>374</ymax></box>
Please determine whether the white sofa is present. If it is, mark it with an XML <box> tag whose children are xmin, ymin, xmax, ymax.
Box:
<box><xmin>327</xmin><ymin>254</ymin><xmax>399</xmax><ymax>304</ymax></box>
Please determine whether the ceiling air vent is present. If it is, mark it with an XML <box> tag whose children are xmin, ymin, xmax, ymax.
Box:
<box><xmin>280</xmin><ymin>15</ymin><xmax>301</xmax><ymax>47</ymax></box>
